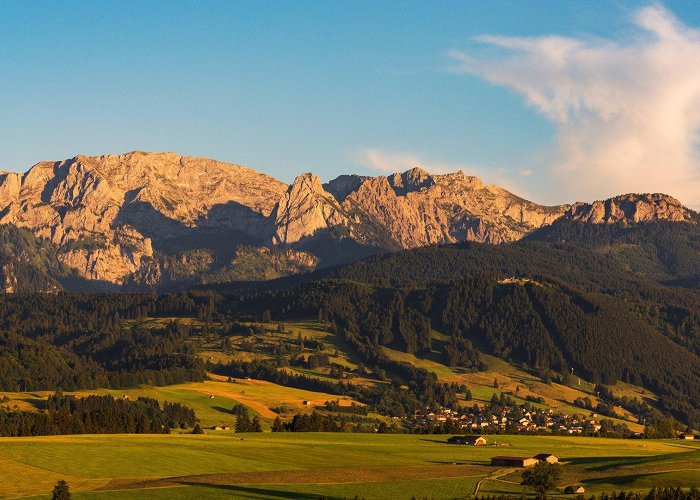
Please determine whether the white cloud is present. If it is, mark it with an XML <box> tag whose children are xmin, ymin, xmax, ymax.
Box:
<box><xmin>449</xmin><ymin>4</ymin><xmax>700</xmax><ymax>207</ymax></box>
<box><xmin>360</xmin><ymin>148</ymin><xmax>462</xmax><ymax>175</ymax></box>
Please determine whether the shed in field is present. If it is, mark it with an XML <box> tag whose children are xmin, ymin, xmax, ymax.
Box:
<box><xmin>533</xmin><ymin>453</ymin><xmax>559</xmax><ymax>463</ymax></box>
<box><xmin>490</xmin><ymin>456</ymin><xmax>539</xmax><ymax>467</ymax></box>
<box><xmin>447</xmin><ymin>435</ymin><xmax>487</xmax><ymax>446</ymax></box>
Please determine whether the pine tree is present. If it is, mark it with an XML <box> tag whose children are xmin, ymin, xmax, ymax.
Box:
<box><xmin>272</xmin><ymin>416</ymin><xmax>284</xmax><ymax>432</ymax></box>
<box><xmin>235</xmin><ymin>413</ymin><xmax>252</xmax><ymax>433</ymax></box>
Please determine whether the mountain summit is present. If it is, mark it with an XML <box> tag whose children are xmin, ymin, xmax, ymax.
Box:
<box><xmin>0</xmin><ymin>151</ymin><xmax>695</xmax><ymax>289</ymax></box>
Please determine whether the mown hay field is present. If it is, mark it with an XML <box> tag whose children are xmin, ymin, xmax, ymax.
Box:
<box><xmin>2</xmin><ymin>433</ymin><xmax>698</xmax><ymax>499</ymax></box>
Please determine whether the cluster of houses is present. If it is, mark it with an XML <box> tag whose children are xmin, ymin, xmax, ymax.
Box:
<box><xmin>413</xmin><ymin>405</ymin><xmax>609</xmax><ymax>435</ymax></box>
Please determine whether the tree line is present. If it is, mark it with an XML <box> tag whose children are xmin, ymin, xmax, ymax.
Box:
<box><xmin>0</xmin><ymin>392</ymin><xmax>196</xmax><ymax>437</ymax></box>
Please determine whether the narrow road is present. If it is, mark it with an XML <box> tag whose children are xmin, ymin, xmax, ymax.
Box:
<box><xmin>473</xmin><ymin>468</ymin><xmax>514</xmax><ymax>497</ymax></box>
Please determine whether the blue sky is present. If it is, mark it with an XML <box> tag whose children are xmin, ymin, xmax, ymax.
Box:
<box><xmin>2</xmin><ymin>1</ymin><xmax>700</xmax><ymax>205</ymax></box>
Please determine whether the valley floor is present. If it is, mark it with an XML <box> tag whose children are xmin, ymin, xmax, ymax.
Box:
<box><xmin>2</xmin><ymin>433</ymin><xmax>698</xmax><ymax>499</ymax></box>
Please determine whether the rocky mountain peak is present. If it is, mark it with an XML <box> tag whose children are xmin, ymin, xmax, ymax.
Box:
<box><xmin>273</xmin><ymin>173</ymin><xmax>345</xmax><ymax>245</ymax></box>
<box><xmin>324</xmin><ymin>175</ymin><xmax>370</xmax><ymax>203</ymax></box>
<box><xmin>566</xmin><ymin>193</ymin><xmax>696</xmax><ymax>225</ymax></box>
<box><xmin>388</xmin><ymin>167</ymin><xmax>435</xmax><ymax>195</ymax></box>
<box><xmin>0</xmin><ymin>152</ymin><xmax>288</xmax><ymax>283</ymax></box>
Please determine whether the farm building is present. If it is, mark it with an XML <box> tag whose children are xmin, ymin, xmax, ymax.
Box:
<box><xmin>533</xmin><ymin>453</ymin><xmax>559</xmax><ymax>463</ymax></box>
<box><xmin>490</xmin><ymin>456</ymin><xmax>539</xmax><ymax>467</ymax></box>
<box><xmin>678</xmin><ymin>433</ymin><xmax>696</xmax><ymax>440</ymax></box>
<box><xmin>447</xmin><ymin>435</ymin><xmax>487</xmax><ymax>446</ymax></box>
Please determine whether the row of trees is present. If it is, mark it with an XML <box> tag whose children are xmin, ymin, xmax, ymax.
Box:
<box><xmin>0</xmin><ymin>393</ymin><xmax>196</xmax><ymax>437</ymax></box>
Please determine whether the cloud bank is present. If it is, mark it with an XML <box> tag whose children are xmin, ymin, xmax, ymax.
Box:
<box><xmin>450</xmin><ymin>4</ymin><xmax>700</xmax><ymax>207</ymax></box>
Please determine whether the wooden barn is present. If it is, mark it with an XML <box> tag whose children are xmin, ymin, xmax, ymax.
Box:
<box><xmin>490</xmin><ymin>456</ymin><xmax>539</xmax><ymax>467</ymax></box>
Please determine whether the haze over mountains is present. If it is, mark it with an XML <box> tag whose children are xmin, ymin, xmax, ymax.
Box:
<box><xmin>0</xmin><ymin>151</ymin><xmax>696</xmax><ymax>292</ymax></box>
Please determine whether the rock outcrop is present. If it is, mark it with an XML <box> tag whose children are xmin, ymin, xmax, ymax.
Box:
<box><xmin>273</xmin><ymin>173</ymin><xmax>347</xmax><ymax>245</ymax></box>
<box><xmin>563</xmin><ymin>193</ymin><xmax>695</xmax><ymax>225</ymax></box>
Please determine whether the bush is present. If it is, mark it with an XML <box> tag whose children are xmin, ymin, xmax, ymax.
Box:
<box><xmin>52</xmin><ymin>480</ymin><xmax>70</xmax><ymax>500</ymax></box>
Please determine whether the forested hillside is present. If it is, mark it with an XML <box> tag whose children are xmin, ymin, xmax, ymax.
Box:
<box><xmin>2</xmin><ymin>237</ymin><xmax>700</xmax><ymax>428</ymax></box>
<box><xmin>527</xmin><ymin>220</ymin><xmax>700</xmax><ymax>285</ymax></box>
<box><xmin>0</xmin><ymin>293</ymin><xmax>208</xmax><ymax>391</ymax></box>
<box><xmin>233</xmin><ymin>274</ymin><xmax>700</xmax><ymax>427</ymax></box>
<box><xmin>0</xmin><ymin>225</ymin><xmax>78</xmax><ymax>293</ymax></box>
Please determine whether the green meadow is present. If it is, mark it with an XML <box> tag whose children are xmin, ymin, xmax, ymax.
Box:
<box><xmin>1</xmin><ymin>377</ymin><xmax>361</xmax><ymax>428</ymax></box>
<box><xmin>2</xmin><ymin>433</ymin><xmax>698</xmax><ymax>499</ymax></box>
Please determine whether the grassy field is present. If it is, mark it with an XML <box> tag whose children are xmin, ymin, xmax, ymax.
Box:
<box><xmin>2</xmin><ymin>433</ymin><xmax>698</xmax><ymax>499</ymax></box>
<box><xmin>0</xmin><ymin>377</ymin><xmax>360</xmax><ymax>429</ymax></box>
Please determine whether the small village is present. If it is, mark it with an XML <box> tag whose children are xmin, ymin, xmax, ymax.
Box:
<box><xmin>409</xmin><ymin>399</ymin><xmax>633</xmax><ymax>437</ymax></box>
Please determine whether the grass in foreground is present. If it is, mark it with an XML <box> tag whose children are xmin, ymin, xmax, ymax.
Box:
<box><xmin>2</xmin><ymin>433</ymin><xmax>698</xmax><ymax>499</ymax></box>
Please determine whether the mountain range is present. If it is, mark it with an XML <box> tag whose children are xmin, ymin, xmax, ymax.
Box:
<box><xmin>0</xmin><ymin>151</ymin><xmax>696</xmax><ymax>291</ymax></box>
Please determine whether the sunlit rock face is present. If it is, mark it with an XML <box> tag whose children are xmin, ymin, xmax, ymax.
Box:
<box><xmin>0</xmin><ymin>151</ymin><xmax>693</xmax><ymax>287</ymax></box>
<box><xmin>0</xmin><ymin>151</ymin><xmax>286</xmax><ymax>283</ymax></box>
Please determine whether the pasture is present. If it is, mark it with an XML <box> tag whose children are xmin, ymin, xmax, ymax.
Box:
<box><xmin>0</xmin><ymin>377</ymin><xmax>360</xmax><ymax>429</ymax></box>
<box><xmin>1</xmin><ymin>433</ymin><xmax>698</xmax><ymax>499</ymax></box>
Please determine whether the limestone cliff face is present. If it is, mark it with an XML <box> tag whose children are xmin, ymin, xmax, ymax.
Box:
<box><xmin>275</xmin><ymin>167</ymin><xmax>569</xmax><ymax>248</ymax></box>
<box><xmin>563</xmin><ymin>193</ymin><xmax>696</xmax><ymax>225</ymax></box>
<box><xmin>0</xmin><ymin>151</ymin><xmax>287</xmax><ymax>283</ymax></box>
<box><xmin>0</xmin><ymin>152</ymin><xmax>695</xmax><ymax>288</ymax></box>
<box><xmin>272</xmin><ymin>173</ymin><xmax>347</xmax><ymax>244</ymax></box>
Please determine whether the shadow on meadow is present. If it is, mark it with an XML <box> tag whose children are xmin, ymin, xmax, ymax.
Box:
<box><xmin>181</xmin><ymin>482</ymin><xmax>343</xmax><ymax>499</ymax></box>
<box><xmin>582</xmin><ymin>472</ymin><xmax>663</xmax><ymax>488</ymax></box>
<box><xmin>425</xmin><ymin>460</ymin><xmax>473</xmax><ymax>465</ymax></box>
<box><xmin>418</xmin><ymin>438</ymin><xmax>453</xmax><ymax>444</ymax></box>
<box><xmin>568</xmin><ymin>450</ymin><xmax>699</xmax><ymax>472</ymax></box>
<box><xmin>212</xmin><ymin>405</ymin><xmax>235</xmax><ymax>415</ymax></box>
<box><xmin>20</xmin><ymin>397</ymin><xmax>46</xmax><ymax>410</ymax></box>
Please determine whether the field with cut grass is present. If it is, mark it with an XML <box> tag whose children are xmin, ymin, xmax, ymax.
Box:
<box><xmin>2</xmin><ymin>433</ymin><xmax>698</xmax><ymax>499</ymax></box>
